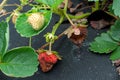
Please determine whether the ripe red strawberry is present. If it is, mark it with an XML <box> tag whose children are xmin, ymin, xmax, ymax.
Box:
<box><xmin>38</xmin><ymin>52</ymin><xmax>57</xmax><ymax>64</ymax></box>
<box><xmin>38</xmin><ymin>50</ymin><xmax>60</xmax><ymax>72</ymax></box>
<box><xmin>44</xmin><ymin>54</ymin><xmax>58</xmax><ymax>64</ymax></box>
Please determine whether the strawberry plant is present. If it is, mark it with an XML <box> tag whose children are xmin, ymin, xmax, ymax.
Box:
<box><xmin>0</xmin><ymin>0</ymin><xmax>120</xmax><ymax>78</ymax></box>
<box><xmin>89</xmin><ymin>0</ymin><xmax>120</xmax><ymax>75</ymax></box>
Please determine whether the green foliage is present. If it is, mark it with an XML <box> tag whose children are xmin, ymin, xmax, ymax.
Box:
<box><xmin>89</xmin><ymin>20</ymin><xmax>120</xmax><ymax>61</ymax></box>
<box><xmin>110</xmin><ymin>46</ymin><xmax>120</xmax><ymax>61</ymax></box>
<box><xmin>112</xmin><ymin>0</ymin><xmax>120</xmax><ymax>17</ymax></box>
<box><xmin>0</xmin><ymin>47</ymin><xmax>39</xmax><ymax>77</ymax></box>
<box><xmin>89</xmin><ymin>33</ymin><xmax>118</xmax><ymax>53</ymax></box>
<box><xmin>0</xmin><ymin>21</ymin><xmax>9</xmax><ymax>57</ymax></box>
<box><xmin>15</xmin><ymin>10</ymin><xmax>52</xmax><ymax>37</ymax></box>
<box><xmin>35</xmin><ymin>0</ymin><xmax>63</xmax><ymax>8</ymax></box>
<box><xmin>109</xmin><ymin>20</ymin><xmax>120</xmax><ymax>42</ymax></box>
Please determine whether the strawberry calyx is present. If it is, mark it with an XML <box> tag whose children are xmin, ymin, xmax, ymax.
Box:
<box><xmin>37</xmin><ymin>49</ymin><xmax>62</xmax><ymax>60</ymax></box>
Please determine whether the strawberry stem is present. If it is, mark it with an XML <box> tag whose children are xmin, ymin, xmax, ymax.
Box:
<box><xmin>48</xmin><ymin>42</ymin><xmax>52</xmax><ymax>54</ymax></box>
<box><xmin>95</xmin><ymin>1</ymin><xmax>99</xmax><ymax>10</ymax></box>
<box><xmin>92</xmin><ymin>1</ymin><xmax>99</xmax><ymax>12</ymax></box>
<box><xmin>63</xmin><ymin>0</ymin><xmax>74</xmax><ymax>27</ymax></box>
<box><xmin>64</xmin><ymin>0</ymin><xmax>68</xmax><ymax>12</ymax></box>
<box><xmin>52</xmin><ymin>16</ymin><xmax>64</xmax><ymax>35</ymax></box>
<box><xmin>29</xmin><ymin>37</ymin><xmax>32</xmax><ymax>47</ymax></box>
<box><xmin>64</xmin><ymin>12</ymin><xmax>74</xmax><ymax>27</ymax></box>
<box><xmin>68</xmin><ymin>13</ymin><xmax>90</xmax><ymax>19</ymax></box>
<box><xmin>0</xmin><ymin>0</ymin><xmax>7</xmax><ymax>11</ymax></box>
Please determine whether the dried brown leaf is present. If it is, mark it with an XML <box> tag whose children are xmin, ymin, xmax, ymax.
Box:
<box><xmin>90</xmin><ymin>19</ymin><xmax>110</xmax><ymax>29</ymax></box>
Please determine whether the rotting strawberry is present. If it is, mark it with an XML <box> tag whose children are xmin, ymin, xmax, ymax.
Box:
<box><xmin>64</xmin><ymin>25</ymin><xmax>87</xmax><ymax>47</ymax></box>
<box><xmin>27</xmin><ymin>12</ymin><xmax>45</xmax><ymax>30</ymax></box>
<box><xmin>37</xmin><ymin>50</ymin><xmax>61</xmax><ymax>72</ymax></box>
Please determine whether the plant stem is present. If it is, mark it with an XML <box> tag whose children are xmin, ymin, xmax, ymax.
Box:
<box><xmin>29</xmin><ymin>37</ymin><xmax>32</xmax><ymax>47</ymax></box>
<box><xmin>63</xmin><ymin>0</ymin><xmax>75</xmax><ymax>26</ymax></box>
<box><xmin>105</xmin><ymin>11</ymin><xmax>118</xmax><ymax>20</ymax></box>
<box><xmin>52</xmin><ymin>16</ymin><xmax>64</xmax><ymax>35</ymax></box>
<box><xmin>40</xmin><ymin>29</ymin><xmax>66</xmax><ymax>49</ymax></box>
<box><xmin>64</xmin><ymin>0</ymin><xmax>68</xmax><ymax>12</ymax></box>
<box><xmin>101</xmin><ymin>0</ymin><xmax>107</xmax><ymax>9</ymax></box>
<box><xmin>95</xmin><ymin>1</ymin><xmax>99</xmax><ymax>10</ymax></box>
<box><xmin>68</xmin><ymin>13</ymin><xmax>91</xmax><ymax>19</ymax></box>
<box><xmin>49</xmin><ymin>42</ymin><xmax>52</xmax><ymax>53</ymax></box>
<box><xmin>64</xmin><ymin>12</ymin><xmax>74</xmax><ymax>26</ymax></box>
<box><xmin>0</xmin><ymin>12</ymin><xmax>12</xmax><ymax>18</ymax></box>
<box><xmin>5</xmin><ymin>4</ymin><xmax>20</xmax><ymax>7</ymax></box>
<box><xmin>0</xmin><ymin>0</ymin><xmax>8</xmax><ymax>11</ymax></box>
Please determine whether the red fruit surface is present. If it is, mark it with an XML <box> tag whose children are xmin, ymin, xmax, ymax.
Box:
<box><xmin>38</xmin><ymin>52</ymin><xmax>47</xmax><ymax>60</ymax></box>
<box><xmin>38</xmin><ymin>52</ymin><xmax>57</xmax><ymax>64</ymax></box>
<box><xmin>44</xmin><ymin>54</ymin><xmax>58</xmax><ymax>64</ymax></box>
<box><xmin>38</xmin><ymin>52</ymin><xmax>58</xmax><ymax>72</ymax></box>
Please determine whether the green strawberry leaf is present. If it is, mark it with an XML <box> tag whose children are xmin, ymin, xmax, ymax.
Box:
<box><xmin>15</xmin><ymin>10</ymin><xmax>52</xmax><ymax>37</ymax></box>
<box><xmin>112</xmin><ymin>0</ymin><xmax>120</xmax><ymax>17</ymax></box>
<box><xmin>110</xmin><ymin>46</ymin><xmax>120</xmax><ymax>61</ymax></box>
<box><xmin>35</xmin><ymin>0</ymin><xmax>63</xmax><ymax>8</ymax></box>
<box><xmin>0</xmin><ymin>21</ymin><xmax>9</xmax><ymax>57</ymax></box>
<box><xmin>109</xmin><ymin>20</ymin><xmax>120</xmax><ymax>42</ymax></box>
<box><xmin>0</xmin><ymin>47</ymin><xmax>39</xmax><ymax>77</ymax></box>
<box><xmin>89</xmin><ymin>32</ymin><xmax>118</xmax><ymax>54</ymax></box>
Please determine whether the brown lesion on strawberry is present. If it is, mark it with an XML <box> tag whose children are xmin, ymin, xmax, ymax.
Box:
<box><xmin>37</xmin><ymin>49</ymin><xmax>61</xmax><ymax>72</ymax></box>
<box><xmin>64</xmin><ymin>24</ymin><xmax>87</xmax><ymax>46</ymax></box>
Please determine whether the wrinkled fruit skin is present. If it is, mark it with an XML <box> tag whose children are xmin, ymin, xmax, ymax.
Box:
<box><xmin>70</xmin><ymin>27</ymin><xmax>87</xmax><ymax>46</ymax></box>
<box><xmin>27</xmin><ymin>12</ymin><xmax>44</xmax><ymax>30</ymax></box>
<box><xmin>38</xmin><ymin>52</ymin><xmax>58</xmax><ymax>72</ymax></box>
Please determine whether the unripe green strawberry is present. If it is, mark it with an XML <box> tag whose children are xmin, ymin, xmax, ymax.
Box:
<box><xmin>27</xmin><ymin>12</ymin><xmax>45</xmax><ymax>30</ymax></box>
